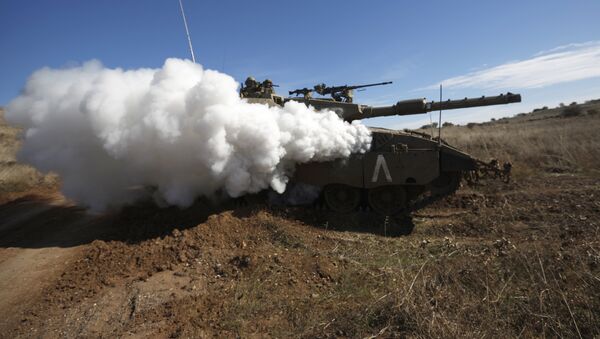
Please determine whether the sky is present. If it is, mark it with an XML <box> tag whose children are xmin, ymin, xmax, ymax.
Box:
<box><xmin>1</xmin><ymin>0</ymin><xmax>600</xmax><ymax>129</ymax></box>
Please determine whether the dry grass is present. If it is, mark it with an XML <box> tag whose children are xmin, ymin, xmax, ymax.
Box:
<box><xmin>434</xmin><ymin>103</ymin><xmax>600</xmax><ymax>176</ymax></box>
<box><xmin>0</xmin><ymin>108</ymin><xmax>58</xmax><ymax>201</ymax></box>
<box><xmin>174</xmin><ymin>200</ymin><xmax>600</xmax><ymax>338</ymax></box>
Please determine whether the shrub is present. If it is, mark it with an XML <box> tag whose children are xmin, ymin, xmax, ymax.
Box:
<box><xmin>420</xmin><ymin>122</ymin><xmax>438</xmax><ymax>130</ymax></box>
<box><xmin>561</xmin><ymin>106</ymin><xmax>582</xmax><ymax>117</ymax></box>
<box><xmin>442</xmin><ymin>122</ymin><xmax>454</xmax><ymax>127</ymax></box>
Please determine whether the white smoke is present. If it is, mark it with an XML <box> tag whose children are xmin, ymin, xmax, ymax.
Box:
<box><xmin>6</xmin><ymin>58</ymin><xmax>371</xmax><ymax>211</ymax></box>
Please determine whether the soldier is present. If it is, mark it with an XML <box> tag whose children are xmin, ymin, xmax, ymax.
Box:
<box><xmin>261</xmin><ymin>79</ymin><xmax>274</xmax><ymax>96</ymax></box>
<box><xmin>240</xmin><ymin>76</ymin><xmax>259</xmax><ymax>97</ymax></box>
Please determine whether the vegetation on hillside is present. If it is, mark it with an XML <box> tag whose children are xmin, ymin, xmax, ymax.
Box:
<box><xmin>417</xmin><ymin>100</ymin><xmax>600</xmax><ymax>176</ymax></box>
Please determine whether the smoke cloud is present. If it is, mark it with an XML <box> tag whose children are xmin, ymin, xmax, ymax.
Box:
<box><xmin>6</xmin><ymin>58</ymin><xmax>371</xmax><ymax>211</ymax></box>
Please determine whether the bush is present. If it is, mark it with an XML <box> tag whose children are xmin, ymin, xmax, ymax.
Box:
<box><xmin>561</xmin><ymin>106</ymin><xmax>582</xmax><ymax>117</ymax></box>
<box><xmin>442</xmin><ymin>122</ymin><xmax>454</xmax><ymax>127</ymax></box>
<box><xmin>587</xmin><ymin>109</ymin><xmax>599</xmax><ymax>115</ymax></box>
<box><xmin>466</xmin><ymin>122</ymin><xmax>478</xmax><ymax>129</ymax></box>
<box><xmin>420</xmin><ymin>122</ymin><xmax>438</xmax><ymax>130</ymax></box>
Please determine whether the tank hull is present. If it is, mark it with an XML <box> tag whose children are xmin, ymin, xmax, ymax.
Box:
<box><xmin>293</xmin><ymin>128</ymin><xmax>476</xmax><ymax>189</ymax></box>
<box><xmin>291</xmin><ymin>128</ymin><xmax>477</xmax><ymax>216</ymax></box>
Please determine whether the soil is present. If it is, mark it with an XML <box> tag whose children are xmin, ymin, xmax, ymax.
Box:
<box><xmin>1</xmin><ymin>173</ymin><xmax>599</xmax><ymax>338</ymax></box>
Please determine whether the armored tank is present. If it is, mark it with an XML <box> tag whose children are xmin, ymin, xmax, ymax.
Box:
<box><xmin>241</xmin><ymin>77</ymin><xmax>521</xmax><ymax>215</ymax></box>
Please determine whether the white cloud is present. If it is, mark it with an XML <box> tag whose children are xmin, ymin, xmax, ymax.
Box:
<box><xmin>426</xmin><ymin>41</ymin><xmax>600</xmax><ymax>90</ymax></box>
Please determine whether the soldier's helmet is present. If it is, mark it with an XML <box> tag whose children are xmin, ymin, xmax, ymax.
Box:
<box><xmin>245</xmin><ymin>76</ymin><xmax>257</xmax><ymax>87</ymax></box>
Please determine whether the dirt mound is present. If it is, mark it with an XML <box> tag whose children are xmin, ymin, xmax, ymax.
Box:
<box><xmin>8</xmin><ymin>208</ymin><xmax>352</xmax><ymax>337</ymax></box>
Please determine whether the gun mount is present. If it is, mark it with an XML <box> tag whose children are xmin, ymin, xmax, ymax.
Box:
<box><xmin>289</xmin><ymin>87</ymin><xmax>314</xmax><ymax>99</ymax></box>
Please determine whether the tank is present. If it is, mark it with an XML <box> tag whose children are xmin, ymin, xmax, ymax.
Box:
<box><xmin>240</xmin><ymin>77</ymin><xmax>521</xmax><ymax>215</ymax></box>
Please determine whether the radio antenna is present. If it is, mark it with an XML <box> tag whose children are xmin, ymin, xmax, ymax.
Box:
<box><xmin>429</xmin><ymin>102</ymin><xmax>434</xmax><ymax>140</ymax></box>
<box><xmin>438</xmin><ymin>84</ymin><xmax>443</xmax><ymax>145</ymax></box>
<box><xmin>178</xmin><ymin>0</ymin><xmax>196</xmax><ymax>63</ymax></box>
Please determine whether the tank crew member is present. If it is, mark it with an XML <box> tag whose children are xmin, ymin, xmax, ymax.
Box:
<box><xmin>240</xmin><ymin>76</ymin><xmax>259</xmax><ymax>97</ymax></box>
<box><xmin>261</xmin><ymin>79</ymin><xmax>275</xmax><ymax>96</ymax></box>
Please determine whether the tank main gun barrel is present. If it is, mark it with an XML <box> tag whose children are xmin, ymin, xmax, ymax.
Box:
<box><xmin>354</xmin><ymin>92</ymin><xmax>521</xmax><ymax>121</ymax></box>
<box><xmin>427</xmin><ymin>92</ymin><xmax>521</xmax><ymax>111</ymax></box>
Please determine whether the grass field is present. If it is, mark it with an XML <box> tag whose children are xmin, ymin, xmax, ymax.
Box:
<box><xmin>424</xmin><ymin>100</ymin><xmax>600</xmax><ymax>176</ymax></box>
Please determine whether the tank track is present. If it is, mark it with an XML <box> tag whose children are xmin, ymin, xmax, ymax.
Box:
<box><xmin>264</xmin><ymin>171</ymin><xmax>463</xmax><ymax>216</ymax></box>
<box><xmin>305</xmin><ymin>172</ymin><xmax>463</xmax><ymax>216</ymax></box>
<box><xmin>403</xmin><ymin>171</ymin><xmax>462</xmax><ymax>215</ymax></box>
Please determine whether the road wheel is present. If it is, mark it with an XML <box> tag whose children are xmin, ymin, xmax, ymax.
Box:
<box><xmin>368</xmin><ymin>185</ymin><xmax>407</xmax><ymax>216</ymax></box>
<box><xmin>323</xmin><ymin>184</ymin><xmax>361</xmax><ymax>213</ymax></box>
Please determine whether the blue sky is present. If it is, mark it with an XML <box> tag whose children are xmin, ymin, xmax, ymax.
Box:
<box><xmin>1</xmin><ymin>0</ymin><xmax>600</xmax><ymax>128</ymax></box>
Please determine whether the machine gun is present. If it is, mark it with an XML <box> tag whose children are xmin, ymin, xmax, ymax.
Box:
<box><xmin>313</xmin><ymin>81</ymin><xmax>393</xmax><ymax>103</ymax></box>
<box><xmin>289</xmin><ymin>87</ymin><xmax>314</xmax><ymax>98</ymax></box>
